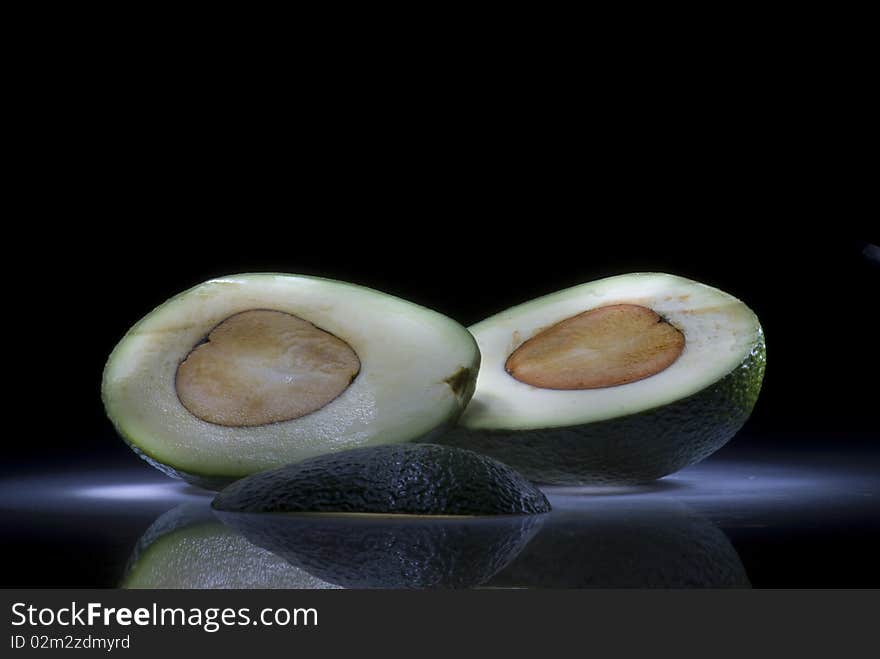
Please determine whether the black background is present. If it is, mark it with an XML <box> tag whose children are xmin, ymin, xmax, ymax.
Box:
<box><xmin>11</xmin><ymin>62</ymin><xmax>876</xmax><ymax>461</ymax></box>
<box><xmin>4</xmin><ymin>80</ymin><xmax>878</xmax><ymax>588</ymax></box>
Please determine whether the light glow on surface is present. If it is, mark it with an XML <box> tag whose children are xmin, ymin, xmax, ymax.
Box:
<box><xmin>543</xmin><ymin>452</ymin><xmax>879</xmax><ymax>525</ymax></box>
<box><xmin>0</xmin><ymin>467</ymin><xmax>209</xmax><ymax>514</ymax></box>
<box><xmin>75</xmin><ymin>482</ymin><xmax>197</xmax><ymax>502</ymax></box>
<box><xmin>1</xmin><ymin>447</ymin><xmax>878</xmax><ymax>589</ymax></box>
<box><xmin>0</xmin><ymin>450</ymin><xmax>877</xmax><ymax>524</ymax></box>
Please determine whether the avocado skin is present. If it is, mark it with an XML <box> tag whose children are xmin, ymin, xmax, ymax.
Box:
<box><xmin>217</xmin><ymin>512</ymin><xmax>542</xmax><ymax>589</ymax></box>
<box><xmin>488</xmin><ymin>504</ymin><xmax>750</xmax><ymax>588</ymax></box>
<box><xmin>212</xmin><ymin>444</ymin><xmax>551</xmax><ymax>515</ymax></box>
<box><xmin>437</xmin><ymin>334</ymin><xmax>765</xmax><ymax>485</ymax></box>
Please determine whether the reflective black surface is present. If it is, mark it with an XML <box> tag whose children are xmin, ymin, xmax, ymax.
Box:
<box><xmin>2</xmin><ymin>442</ymin><xmax>877</xmax><ymax>588</ymax></box>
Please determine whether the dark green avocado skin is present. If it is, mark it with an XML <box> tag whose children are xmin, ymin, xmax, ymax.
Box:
<box><xmin>212</xmin><ymin>444</ymin><xmax>551</xmax><ymax>515</ymax></box>
<box><xmin>437</xmin><ymin>335</ymin><xmax>766</xmax><ymax>485</ymax></box>
<box><xmin>217</xmin><ymin>512</ymin><xmax>542</xmax><ymax>589</ymax></box>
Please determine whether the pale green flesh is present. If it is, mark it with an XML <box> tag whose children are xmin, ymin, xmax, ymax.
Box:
<box><xmin>103</xmin><ymin>274</ymin><xmax>479</xmax><ymax>479</ymax></box>
<box><xmin>461</xmin><ymin>273</ymin><xmax>762</xmax><ymax>431</ymax></box>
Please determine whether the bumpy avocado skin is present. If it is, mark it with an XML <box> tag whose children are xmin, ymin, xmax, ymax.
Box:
<box><xmin>217</xmin><ymin>512</ymin><xmax>542</xmax><ymax>589</ymax></box>
<box><xmin>212</xmin><ymin>444</ymin><xmax>551</xmax><ymax>515</ymax></box>
<box><xmin>436</xmin><ymin>333</ymin><xmax>766</xmax><ymax>485</ymax></box>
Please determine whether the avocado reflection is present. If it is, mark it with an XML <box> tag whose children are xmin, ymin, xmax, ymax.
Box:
<box><xmin>488</xmin><ymin>498</ymin><xmax>750</xmax><ymax>588</ymax></box>
<box><xmin>216</xmin><ymin>512</ymin><xmax>544</xmax><ymax>589</ymax></box>
<box><xmin>122</xmin><ymin>502</ymin><xmax>338</xmax><ymax>589</ymax></box>
<box><xmin>122</xmin><ymin>496</ymin><xmax>747</xmax><ymax>589</ymax></box>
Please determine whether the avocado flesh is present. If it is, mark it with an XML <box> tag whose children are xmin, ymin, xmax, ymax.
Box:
<box><xmin>487</xmin><ymin>502</ymin><xmax>749</xmax><ymax>588</ymax></box>
<box><xmin>437</xmin><ymin>273</ymin><xmax>765</xmax><ymax>484</ymax></box>
<box><xmin>212</xmin><ymin>444</ymin><xmax>552</xmax><ymax>516</ymax></box>
<box><xmin>102</xmin><ymin>274</ymin><xmax>480</xmax><ymax>488</ymax></box>
<box><xmin>121</xmin><ymin>503</ymin><xmax>338</xmax><ymax>589</ymax></box>
<box><xmin>217</xmin><ymin>512</ymin><xmax>542</xmax><ymax>589</ymax></box>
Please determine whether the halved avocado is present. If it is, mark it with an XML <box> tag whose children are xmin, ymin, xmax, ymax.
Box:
<box><xmin>122</xmin><ymin>503</ymin><xmax>338</xmax><ymax>589</ymax></box>
<box><xmin>212</xmin><ymin>444</ymin><xmax>551</xmax><ymax>516</ymax></box>
<box><xmin>437</xmin><ymin>273</ymin><xmax>765</xmax><ymax>484</ymax></box>
<box><xmin>102</xmin><ymin>274</ymin><xmax>480</xmax><ymax>489</ymax></box>
<box><xmin>217</xmin><ymin>512</ymin><xmax>542</xmax><ymax>589</ymax></box>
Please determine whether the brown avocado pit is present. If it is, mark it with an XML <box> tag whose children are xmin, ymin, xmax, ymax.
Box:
<box><xmin>175</xmin><ymin>309</ymin><xmax>360</xmax><ymax>427</ymax></box>
<box><xmin>505</xmin><ymin>304</ymin><xmax>685</xmax><ymax>390</ymax></box>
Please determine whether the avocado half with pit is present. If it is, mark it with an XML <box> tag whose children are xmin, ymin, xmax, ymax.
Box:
<box><xmin>102</xmin><ymin>274</ymin><xmax>480</xmax><ymax>489</ymax></box>
<box><xmin>437</xmin><ymin>273</ymin><xmax>765</xmax><ymax>484</ymax></box>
